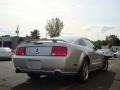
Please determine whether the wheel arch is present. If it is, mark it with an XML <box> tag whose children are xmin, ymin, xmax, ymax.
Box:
<box><xmin>84</xmin><ymin>56</ymin><xmax>90</xmax><ymax>66</ymax></box>
<box><xmin>78</xmin><ymin>53</ymin><xmax>91</xmax><ymax>71</ymax></box>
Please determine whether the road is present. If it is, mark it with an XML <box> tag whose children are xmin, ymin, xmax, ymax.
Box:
<box><xmin>0</xmin><ymin>59</ymin><xmax>120</xmax><ymax>90</ymax></box>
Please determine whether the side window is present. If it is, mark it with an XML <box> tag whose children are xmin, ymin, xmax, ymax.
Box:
<box><xmin>78</xmin><ymin>39</ymin><xmax>86</xmax><ymax>46</ymax></box>
<box><xmin>84</xmin><ymin>39</ymin><xmax>94</xmax><ymax>48</ymax></box>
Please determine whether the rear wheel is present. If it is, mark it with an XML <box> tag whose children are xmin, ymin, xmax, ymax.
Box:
<box><xmin>77</xmin><ymin>60</ymin><xmax>89</xmax><ymax>82</ymax></box>
<box><xmin>27</xmin><ymin>73</ymin><xmax>40</xmax><ymax>79</ymax></box>
<box><xmin>8</xmin><ymin>58</ymin><xmax>12</xmax><ymax>61</ymax></box>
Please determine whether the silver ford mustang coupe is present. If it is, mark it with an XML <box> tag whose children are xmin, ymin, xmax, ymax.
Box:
<box><xmin>13</xmin><ymin>36</ymin><xmax>108</xmax><ymax>82</ymax></box>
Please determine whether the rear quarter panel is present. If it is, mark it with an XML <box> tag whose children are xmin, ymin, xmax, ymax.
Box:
<box><xmin>64</xmin><ymin>44</ymin><xmax>87</xmax><ymax>72</ymax></box>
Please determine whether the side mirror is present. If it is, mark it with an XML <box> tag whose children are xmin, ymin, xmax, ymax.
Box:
<box><xmin>93</xmin><ymin>46</ymin><xmax>98</xmax><ymax>50</ymax></box>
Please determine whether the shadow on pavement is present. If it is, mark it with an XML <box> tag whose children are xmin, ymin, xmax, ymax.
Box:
<box><xmin>11</xmin><ymin>71</ymin><xmax>115</xmax><ymax>90</ymax></box>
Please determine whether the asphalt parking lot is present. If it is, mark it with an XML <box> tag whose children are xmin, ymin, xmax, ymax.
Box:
<box><xmin>0</xmin><ymin>59</ymin><xmax>120</xmax><ymax>90</ymax></box>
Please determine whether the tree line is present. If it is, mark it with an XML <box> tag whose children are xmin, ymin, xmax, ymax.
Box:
<box><xmin>94</xmin><ymin>35</ymin><xmax>120</xmax><ymax>48</ymax></box>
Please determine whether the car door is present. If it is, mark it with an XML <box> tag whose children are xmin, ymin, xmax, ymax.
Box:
<box><xmin>83</xmin><ymin>39</ymin><xmax>103</xmax><ymax>68</ymax></box>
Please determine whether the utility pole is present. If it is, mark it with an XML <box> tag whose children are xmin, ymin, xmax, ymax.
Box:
<box><xmin>1</xmin><ymin>37</ymin><xmax>3</xmax><ymax>47</ymax></box>
<box><xmin>15</xmin><ymin>25</ymin><xmax>20</xmax><ymax>47</ymax></box>
<box><xmin>16</xmin><ymin>25</ymin><xmax>19</xmax><ymax>37</ymax></box>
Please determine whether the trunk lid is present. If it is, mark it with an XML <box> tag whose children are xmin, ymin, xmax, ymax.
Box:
<box><xmin>18</xmin><ymin>39</ymin><xmax>68</xmax><ymax>56</ymax></box>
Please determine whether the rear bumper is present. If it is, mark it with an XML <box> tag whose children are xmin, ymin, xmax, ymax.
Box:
<box><xmin>0</xmin><ymin>57</ymin><xmax>12</xmax><ymax>60</ymax></box>
<box><xmin>13</xmin><ymin>56</ymin><xmax>77</xmax><ymax>75</ymax></box>
<box><xmin>0</xmin><ymin>55</ymin><xmax>12</xmax><ymax>58</ymax></box>
<box><xmin>15</xmin><ymin>68</ymin><xmax>77</xmax><ymax>75</ymax></box>
<box><xmin>0</xmin><ymin>53</ymin><xmax>12</xmax><ymax>58</ymax></box>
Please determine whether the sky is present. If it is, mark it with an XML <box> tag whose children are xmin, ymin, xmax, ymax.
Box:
<box><xmin>0</xmin><ymin>0</ymin><xmax>120</xmax><ymax>41</ymax></box>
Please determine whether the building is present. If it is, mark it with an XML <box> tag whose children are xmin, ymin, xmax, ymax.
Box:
<box><xmin>0</xmin><ymin>35</ymin><xmax>31</xmax><ymax>49</ymax></box>
<box><xmin>0</xmin><ymin>35</ymin><xmax>12</xmax><ymax>48</ymax></box>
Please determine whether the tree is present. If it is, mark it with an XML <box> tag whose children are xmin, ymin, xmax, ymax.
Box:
<box><xmin>94</xmin><ymin>35</ymin><xmax>120</xmax><ymax>48</ymax></box>
<box><xmin>17</xmin><ymin>37</ymin><xmax>24</xmax><ymax>44</ymax></box>
<box><xmin>45</xmin><ymin>17</ymin><xmax>64</xmax><ymax>37</ymax></box>
<box><xmin>30</xmin><ymin>29</ymin><xmax>40</xmax><ymax>39</ymax></box>
<box><xmin>107</xmin><ymin>35</ymin><xmax>120</xmax><ymax>47</ymax></box>
<box><xmin>94</xmin><ymin>40</ymin><xmax>107</xmax><ymax>48</ymax></box>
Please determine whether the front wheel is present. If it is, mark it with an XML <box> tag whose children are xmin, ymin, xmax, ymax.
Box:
<box><xmin>77</xmin><ymin>60</ymin><xmax>89</xmax><ymax>82</ymax></box>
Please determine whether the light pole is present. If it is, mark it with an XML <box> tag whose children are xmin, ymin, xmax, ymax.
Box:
<box><xmin>1</xmin><ymin>37</ymin><xmax>3</xmax><ymax>47</ymax></box>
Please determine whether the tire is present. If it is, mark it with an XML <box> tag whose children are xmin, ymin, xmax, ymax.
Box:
<box><xmin>8</xmin><ymin>58</ymin><xmax>12</xmax><ymax>61</ymax></box>
<box><xmin>101</xmin><ymin>60</ymin><xmax>108</xmax><ymax>71</ymax></box>
<box><xmin>114</xmin><ymin>54</ymin><xmax>117</xmax><ymax>58</ymax></box>
<box><xmin>77</xmin><ymin>60</ymin><xmax>89</xmax><ymax>82</ymax></box>
<box><xmin>27</xmin><ymin>73</ymin><xmax>40</xmax><ymax>79</ymax></box>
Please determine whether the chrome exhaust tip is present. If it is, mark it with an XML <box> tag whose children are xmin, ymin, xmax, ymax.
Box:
<box><xmin>54</xmin><ymin>69</ymin><xmax>62</xmax><ymax>77</ymax></box>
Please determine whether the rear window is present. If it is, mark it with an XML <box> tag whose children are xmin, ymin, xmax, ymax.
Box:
<box><xmin>52</xmin><ymin>36</ymin><xmax>75</xmax><ymax>43</ymax></box>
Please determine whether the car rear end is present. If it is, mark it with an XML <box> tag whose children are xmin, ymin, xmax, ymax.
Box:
<box><xmin>13</xmin><ymin>39</ymin><xmax>76</xmax><ymax>76</ymax></box>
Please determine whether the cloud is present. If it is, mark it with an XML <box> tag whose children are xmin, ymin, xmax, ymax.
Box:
<box><xmin>0</xmin><ymin>27</ymin><xmax>15</xmax><ymax>36</ymax></box>
<box><xmin>85</xmin><ymin>25</ymin><xmax>99</xmax><ymax>31</ymax></box>
<box><xmin>78</xmin><ymin>25</ymin><xmax>118</xmax><ymax>41</ymax></box>
<box><xmin>101</xmin><ymin>26</ymin><xmax>116</xmax><ymax>33</ymax></box>
<box><xmin>85</xmin><ymin>25</ymin><xmax>116</xmax><ymax>32</ymax></box>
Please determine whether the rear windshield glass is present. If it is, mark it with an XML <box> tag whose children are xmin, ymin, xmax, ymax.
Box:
<box><xmin>52</xmin><ymin>37</ymin><xmax>75</xmax><ymax>43</ymax></box>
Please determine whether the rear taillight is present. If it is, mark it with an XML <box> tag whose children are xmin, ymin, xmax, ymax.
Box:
<box><xmin>51</xmin><ymin>46</ymin><xmax>67</xmax><ymax>56</ymax></box>
<box><xmin>16</xmin><ymin>47</ymin><xmax>26</xmax><ymax>56</ymax></box>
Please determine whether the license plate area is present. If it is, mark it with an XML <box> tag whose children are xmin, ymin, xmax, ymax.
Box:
<box><xmin>27</xmin><ymin>60</ymin><xmax>41</xmax><ymax>69</ymax></box>
<box><xmin>26</xmin><ymin>47</ymin><xmax>52</xmax><ymax>56</ymax></box>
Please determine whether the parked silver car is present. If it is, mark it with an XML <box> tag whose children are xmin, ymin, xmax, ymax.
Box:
<box><xmin>0</xmin><ymin>47</ymin><xmax>12</xmax><ymax>60</ymax></box>
<box><xmin>114</xmin><ymin>51</ymin><xmax>120</xmax><ymax>58</ymax></box>
<box><xmin>98</xmin><ymin>49</ymin><xmax>114</xmax><ymax>59</ymax></box>
<box><xmin>13</xmin><ymin>36</ymin><xmax>108</xmax><ymax>82</ymax></box>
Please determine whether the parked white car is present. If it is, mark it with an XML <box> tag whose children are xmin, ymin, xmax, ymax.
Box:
<box><xmin>114</xmin><ymin>51</ymin><xmax>120</xmax><ymax>58</ymax></box>
<box><xmin>13</xmin><ymin>36</ymin><xmax>108</xmax><ymax>82</ymax></box>
<box><xmin>97</xmin><ymin>49</ymin><xmax>114</xmax><ymax>59</ymax></box>
<box><xmin>0</xmin><ymin>47</ymin><xmax>13</xmax><ymax>60</ymax></box>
